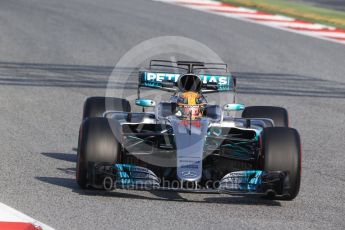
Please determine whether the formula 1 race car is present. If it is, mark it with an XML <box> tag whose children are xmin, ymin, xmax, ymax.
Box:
<box><xmin>76</xmin><ymin>60</ymin><xmax>301</xmax><ymax>200</ymax></box>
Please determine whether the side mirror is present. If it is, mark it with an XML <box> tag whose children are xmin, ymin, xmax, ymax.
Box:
<box><xmin>135</xmin><ymin>98</ymin><xmax>156</xmax><ymax>107</ymax></box>
<box><xmin>223</xmin><ymin>103</ymin><xmax>245</xmax><ymax>111</ymax></box>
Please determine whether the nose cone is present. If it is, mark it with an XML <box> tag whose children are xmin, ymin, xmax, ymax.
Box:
<box><xmin>170</xmin><ymin>117</ymin><xmax>209</xmax><ymax>182</ymax></box>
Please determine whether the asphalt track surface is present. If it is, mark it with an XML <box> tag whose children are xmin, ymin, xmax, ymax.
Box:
<box><xmin>0</xmin><ymin>0</ymin><xmax>345</xmax><ymax>229</ymax></box>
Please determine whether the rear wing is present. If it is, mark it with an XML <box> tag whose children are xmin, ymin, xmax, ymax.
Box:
<box><xmin>138</xmin><ymin>71</ymin><xmax>235</xmax><ymax>93</ymax></box>
<box><xmin>139</xmin><ymin>59</ymin><xmax>235</xmax><ymax>93</ymax></box>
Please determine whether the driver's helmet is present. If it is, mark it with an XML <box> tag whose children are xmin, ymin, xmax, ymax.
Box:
<box><xmin>176</xmin><ymin>91</ymin><xmax>206</xmax><ymax>120</ymax></box>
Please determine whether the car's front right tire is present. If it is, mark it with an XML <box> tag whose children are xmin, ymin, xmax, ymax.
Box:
<box><xmin>82</xmin><ymin>97</ymin><xmax>131</xmax><ymax>120</ymax></box>
<box><xmin>76</xmin><ymin>117</ymin><xmax>120</xmax><ymax>189</ymax></box>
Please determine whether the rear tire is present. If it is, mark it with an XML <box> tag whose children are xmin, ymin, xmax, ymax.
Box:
<box><xmin>261</xmin><ymin>127</ymin><xmax>301</xmax><ymax>200</ymax></box>
<box><xmin>242</xmin><ymin>106</ymin><xmax>289</xmax><ymax>127</ymax></box>
<box><xmin>76</xmin><ymin>117</ymin><xmax>120</xmax><ymax>189</ymax></box>
<box><xmin>82</xmin><ymin>97</ymin><xmax>131</xmax><ymax>120</ymax></box>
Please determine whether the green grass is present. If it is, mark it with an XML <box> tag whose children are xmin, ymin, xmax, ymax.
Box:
<box><xmin>221</xmin><ymin>0</ymin><xmax>345</xmax><ymax>29</ymax></box>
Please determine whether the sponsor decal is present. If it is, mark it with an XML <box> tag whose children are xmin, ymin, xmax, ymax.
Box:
<box><xmin>143</xmin><ymin>72</ymin><xmax>231</xmax><ymax>86</ymax></box>
<box><xmin>181</xmin><ymin>170</ymin><xmax>198</xmax><ymax>178</ymax></box>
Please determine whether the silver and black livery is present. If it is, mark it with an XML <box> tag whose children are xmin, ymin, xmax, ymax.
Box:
<box><xmin>76</xmin><ymin>60</ymin><xmax>301</xmax><ymax>200</ymax></box>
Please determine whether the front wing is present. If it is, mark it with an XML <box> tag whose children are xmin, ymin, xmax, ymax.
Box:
<box><xmin>88</xmin><ymin>163</ymin><xmax>291</xmax><ymax>198</ymax></box>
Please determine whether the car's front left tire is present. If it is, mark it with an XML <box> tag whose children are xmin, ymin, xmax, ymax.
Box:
<box><xmin>261</xmin><ymin>127</ymin><xmax>301</xmax><ymax>200</ymax></box>
<box><xmin>242</xmin><ymin>106</ymin><xmax>289</xmax><ymax>127</ymax></box>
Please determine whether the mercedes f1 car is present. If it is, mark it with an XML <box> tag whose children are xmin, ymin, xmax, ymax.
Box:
<box><xmin>76</xmin><ymin>60</ymin><xmax>301</xmax><ymax>200</ymax></box>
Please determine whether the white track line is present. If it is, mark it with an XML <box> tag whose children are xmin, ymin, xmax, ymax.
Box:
<box><xmin>180</xmin><ymin>4</ymin><xmax>258</xmax><ymax>13</ymax></box>
<box><xmin>217</xmin><ymin>12</ymin><xmax>296</xmax><ymax>21</ymax></box>
<box><xmin>305</xmin><ymin>31</ymin><xmax>345</xmax><ymax>38</ymax></box>
<box><xmin>159</xmin><ymin>0</ymin><xmax>221</xmax><ymax>4</ymax></box>
<box><xmin>153</xmin><ymin>0</ymin><xmax>345</xmax><ymax>45</ymax></box>
<box><xmin>0</xmin><ymin>203</ymin><xmax>55</xmax><ymax>230</ymax></box>
<box><xmin>262</xmin><ymin>21</ymin><xmax>335</xmax><ymax>30</ymax></box>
